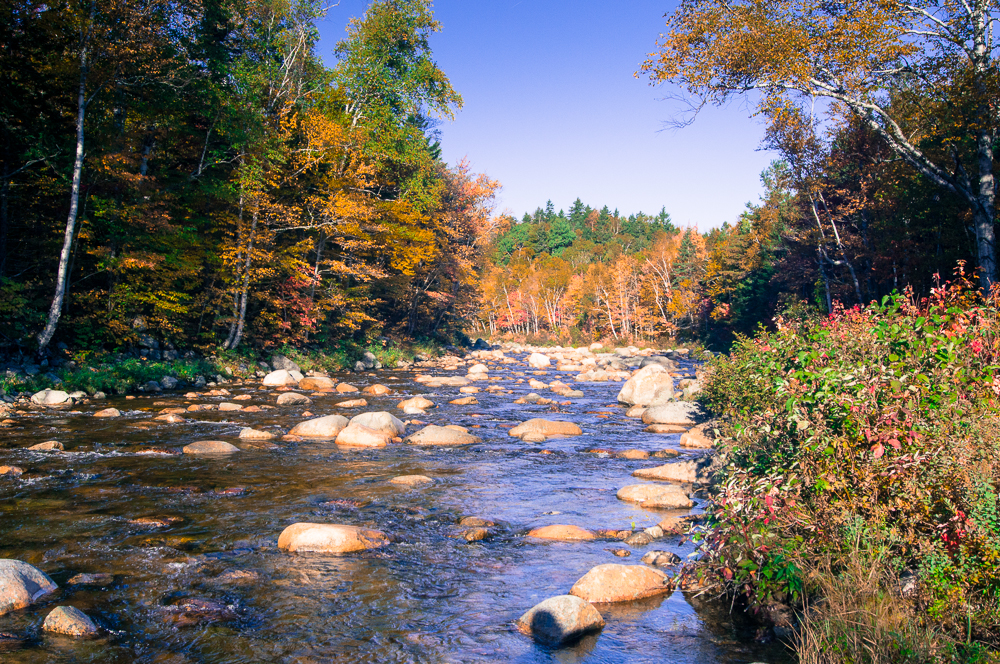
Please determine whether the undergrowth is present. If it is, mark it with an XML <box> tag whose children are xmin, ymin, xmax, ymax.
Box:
<box><xmin>697</xmin><ymin>265</ymin><xmax>1000</xmax><ymax>661</ymax></box>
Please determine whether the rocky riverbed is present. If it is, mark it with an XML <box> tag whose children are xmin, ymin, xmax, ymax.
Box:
<box><xmin>0</xmin><ymin>344</ymin><xmax>791</xmax><ymax>663</ymax></box>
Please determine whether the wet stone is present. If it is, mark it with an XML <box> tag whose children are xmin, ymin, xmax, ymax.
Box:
<box><xmin>163</xmin><ymin>598</ymin><xmax>237</xmax><ymax>627</ymax></box>
<box><xmin>42</xmin><ymin>606</ymin><xmax>98</xmax><ymax>637</ymax></box>
<box><xmin>67</xmin><ymin>573</ymin><xmax>114</xmax><ymax>586</ymax></box>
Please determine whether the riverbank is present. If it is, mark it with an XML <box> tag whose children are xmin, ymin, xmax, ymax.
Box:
<box><xmin>0</xmin><ymin>338</ymin><xmax>450</xmax><ymax>400</ymax></box>
<box><xmin>694</xmin><ymin>281</ymin><xmax>1000</xmax><ymax>662</ymax></box>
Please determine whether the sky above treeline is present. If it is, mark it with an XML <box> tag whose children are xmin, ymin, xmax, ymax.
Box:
<box><xmin>316</xmin><ymin>1</ymin><xmax>777</xmax><ymax>231</ymax></box>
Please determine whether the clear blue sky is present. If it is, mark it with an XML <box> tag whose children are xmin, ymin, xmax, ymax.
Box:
<box><xmin>316</xmin><ymin>1</ymin><xmax>777</xmax><ymax>231</ymax></box>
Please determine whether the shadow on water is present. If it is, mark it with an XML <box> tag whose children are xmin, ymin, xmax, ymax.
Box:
<box><xmin>0</xmin><ymin>353</ymin><xmax>794</xmax><ymax>663</ymax></box>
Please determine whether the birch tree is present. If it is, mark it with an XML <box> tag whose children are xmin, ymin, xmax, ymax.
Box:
<box><xmin>643</xmin><ymin>0</ymin><xmax>1000</xmax><ymax>289</ymax></box>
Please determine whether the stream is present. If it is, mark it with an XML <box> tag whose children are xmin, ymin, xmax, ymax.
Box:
<box><xmin>0</xmin><ymin>350</ymin><xmax>792</xmax><ymax>663</ymax></box>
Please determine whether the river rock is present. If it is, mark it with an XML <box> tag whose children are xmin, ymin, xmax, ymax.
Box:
<box><xmin>276</xmin><ymin>392</ymin><xmax>311</xmax><ymax>406</ymax></box>
<box><xmin>0</xmin><ymin>466</ymin><xmax>24</xmax><ymax>477</ymax></box>
<box><xmin>335</xmin><ymin>423</ymin><xmax>392</xmax><ymax>447</ymax></box>
<box><xmin>155</xmin><ymin>413</ymin><xmax>186</xmax><ymax>422</ymax></box>
<box><xmin>616</xmin><ymin>365</ymin><xmax>674</xmax><ymax>407</ymax></box>
<box><xmin>218</xmin><ymin>402</ymin><xmax>243</xmax><ymax>412</ymax></box>
<box><xmin>624</xmin><ymin>531</ymin><xmax>654</xmax><ymax>546</ymax></box>
<box><xmin>239</xmin><ymin>428</ymin><xmax>275</xmax><ymax>440</ymax></box>
<box><xmin>160</xmin><ymin>376</ymin><xmax>180</xmax><ymax>390</ymax></box>
<box><xmin>335</xmin><ymin>398</ymin><xmax>368</xmax><ymax>408</ymax></box>
<box><xmin>28</xmin><ymin>440</ymin><xmax>63</xmax><ymax>451</ymax></box>
<box><xmin>642</xmin><ymin>550</ymin><xmax>681</xmax><ymax>566</ymax></box>
<box><xmin>336</xmin><ymin>383</ymin><xmax>359</xmax><ymax>393</ymax></box>
<box><xmin>616</xmin><ymin>484</ymin><xmax>692</xmax><ymax>509</ymax></box>
<box><xmin>93</xmin><ymin>408</ymin><xmax>121</xmax><ymax>418</ymax></box>
<box><xmin>299</xmin><ymin>376</ymin><xmax>335</xmax><ymax>392</ymax></box>
<box><xmin>459</xmin><ymin>516</ymin><xmax>495</xmax><ymax>527</ymax></box>
<box><xmin>679</xmin><ymin>424</ymin><xmax>714</xmax><ymax>448</ymax></box>
<box><xmin>362</xmin><ymin>384</ymin><xmax>391</xmax><ymax>396</ymax></box>
<box><xmin>182</xmin><ymin>440</ymin><xmax>239</xmax><ymax>454</ymax></box>
<box><xmin>30</xmin><ymin>390</ymin><xmax>71</xmax><ymax>407</ymax></box>
<box><xmin>509</xmin><ymin>419</ymin><xmax>583</xmax><ymax>440</ymax></box>
<box><xmin>389</xmin><ymin>475</ymin><xmax>433</xmax><ymax>486</ymax></box>
<box><xmin>463</xmin><ymin>527</ymin><xmax>490</xmax><ymax>542</ymax></box>
<box><xmin>516</xmin><ymin>595</ymin><xmax>605</xmax><ymax>646</ymax></box>
<box><xmin>450</xmin><ymin>396</ymin><xmax>478</xmax><ymax>405</ymax></box>
<box><xmin>42</xmin><ymin>606</ymin><xmax>98</xmax><ymax>637</ymax></box>
<box><xmin>398</xmin><ymin>396</ymin><xmax>435</xmax><ymax>410</ymax></box>
<box><xmin>527</xmin><ymin>525</ymin><xmax>596</xmax><ymax>541</ymax></box>
<box><xmin>527</xmin><ymin>353</ymin><xmax>551</xmax><ymax>368</ymax></box>
<box><xmin>0</xmin><ymin>559</ymin><xmax>57</xmax><ymax>616</ymax></box>
<box><xmin>617</xmin><ymin>449</ymin><xmax>650</xmax><ymax>460</ymax></box>
<box><xmin>262</xmin><ymin>370</ymin><xmax>300</xmax><ymax>387</ymax></box>
<box><xmin>349</xmin><ymin>411</ymin><xmax>405</xmax><ymax>436</ymax></box>
<box><xmin>277</xmin><ymin>523</ymin><xmax>388</xmax><ymax>553</ymax></box>
<box><xmin>67</xmin><ymin>573</ymin><xmax>113</xmax><ymax>586</ymax></box>
<box><xmin>632</xmin><ymin>460</ymin><xmax>704</xmax><ymax>484</ymax></box>
<box><xmin>569</xmin><ymin>564</ymin><xmax>672</xmax><ymax>603</ymax></box>
<box><xmin>405</xmin><ymin>425</ymin><xmax>481</xmax><ymax>446</ymax></box>
<box><xmin>625</xmin><ymin>405</ymin><xmax>647</xmax><ymax>418</ymax></box>
<box><xmin>288</xmin><ymin>414</ymin><xmax>348</xmax><ymax>438</ymax></box>
<box><xmin>645</xmin><ymin>424</ymin><xmax>687</xmax><ymax>434</ymax></box>
<box><xmin>641</xmin><ymin>402</ymin><xmax>704</xmax><ymax>426</ymax></box>
<box><xmin>271</xmin><ymin>354</ymin><xmax>300</xmax><ymax>372</ymax></box>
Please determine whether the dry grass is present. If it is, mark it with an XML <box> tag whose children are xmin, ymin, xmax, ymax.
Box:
<box><xmin>795</xmin><ymin>554</ymin><xmax>953</xmax><ymax>664</ymax></box>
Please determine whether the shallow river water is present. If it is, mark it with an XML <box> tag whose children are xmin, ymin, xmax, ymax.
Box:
<box><xmin>0</xmin><ymin>352</ymin><xmax>792</xmax><ymax>663</ymax></box>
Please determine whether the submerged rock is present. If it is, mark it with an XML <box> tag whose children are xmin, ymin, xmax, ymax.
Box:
<box><xmin>526</xmin><ymin>525</ymin><xmax>596</xmax><ymax>541</ymax></box>
<box><xmin>569</xmin><ymin>564</ymin><xmax>672</xmax><ymax>603</ymax></box>
<box><xmin>182</xmin><ymin>440</ymin><xmax>239</xmax><ymax>455</ymax></box>
<box><xmin>42</xmin><ymin>606</ymin><xmax>98</xmax><ymax>637</ymax></box>
<box><xmin>404</xmin><ymin>425</ymin><xmax>481</xmax><ymax>446</ymax></box>
<box><xmin>0</xmin><ymin>559</ymin><xmax>57</xmax><ymax>616</ymax></box>
<box><xmin>516</xmin><ymin>595</ymin><xmax>605</xmax><ymax>645</ymax></box>
<box><xmin>93</xmin><ymin>408</ymin><xmax>121</xmax><ymax>418</ymax></box>
<box><xmin>641</xmin><ymin>550</ymin><xmax>681</xmax><ymax>566</ymax></box>
<box><xmin>389</xmin><ymin>475</ymin><xmax>433</xmax><ymax>486</ymax></box>
<box><xmin>632</xmin><ymin>460</ymin><xmax>705</xmax><ymax>484</ymax></box>
<box><xmin>508</xmin><ymin>419</ymin><xmax>583</xmax><ymax>440</ymax></box>
<box><xmin>277</xmin><ymin>523</ymin><xmax>388</xmax><ymax>553</ymax></box>
<box><xmin>398</xmin><ymin>396</ymin><xmax>435</xmax><ymax>411</ymax></box>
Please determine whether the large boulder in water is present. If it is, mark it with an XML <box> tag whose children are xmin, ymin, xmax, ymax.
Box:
<box><xmin>405</xmin><ymin>425</ymin><xmax>480</xmax><ymax>446</ymax></box>
<box><xmin>516</xmin><ymin>595</ymin><xmax>605</xmax><ymax>645</ymax></box>
<box><xmin>262</xmin><ymin>370</ymin><xmax>300</xmax><ymax>387</ymax></box>
<box><xmin>616</xmin><ymin>365</ymin><xmax>674</xmax><ymax>407</ymax></box>
<box><xmin>288</xmin><ymin>414</ymin><xmax>348</xmax><ymax>438</ymax></box>
<box><xmin>641</xmin><ymin>401</ymin><xmax>704</xmax><ymax>426</ymax></box>
<box><xmin>616</xmin><ymin>483</ymin><xmax>692</xmax><ymax>509</ymax></box>
<box><xmin>509</xmin><ymin>419</ymin><xmax>582</xmax><ymax>440</ymax></box>
<box><xmin>298</xmin><ymin>376</ymin><xmax>335</xmax><ymax>392</ymax></box>
<box><xmin>569</xmin><ymin>564</ymin><xmax>672</xmax><ymax>603</ymax></box>
<box><xmin>335</xmin><ymin>423</ymin><xmax>392</xmax><ymax>447</ymax></box>
<box><xmin>527</xmin><ymin>352</ymin><xmax>551</xmax><ymax>368</ymax></box>
<box><xmin>30</xmin><ymin>389</ymin><xmax>71</xmax><ymax>407</ymax></box>
<box><xmin>0</xmin><ymin>559</ymin><xmax>57</xmax><ymax>616</ymax></box>
<box><xmin>349</xmin><ymin>411</ymin><xmax>405</xmax><ymax>436</ymax></box>
<box><xmin>42</xmin><ymin>606</ymin><xmax>98</xmax><ymax>637</ymax></box>
<box><xmin>277</xmin><ymin>523</ymin><xmax>388</xmax><ymax>553</ymax></box>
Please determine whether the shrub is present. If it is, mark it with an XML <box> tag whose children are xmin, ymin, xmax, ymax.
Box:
<box><xmin>698</xmin><ymin>265</ymin><xmax>1000</xmax><ymax>651</ymax></box>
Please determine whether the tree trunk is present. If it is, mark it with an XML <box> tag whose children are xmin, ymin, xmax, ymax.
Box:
<box><xmin>227</xmin><ymin>206</ymin><xmax>258</xmax><ymax>349</ymax></box>
<box><xmin>972</xmin><ymin>0</ymin><xmax>996</xmax><ymax>290</ymax></box>
<box><xmin>38</xmin><ymin>41</ymin><xmax>88</xmax><ymax>354</ymax></box>
<box><xmin>0</xmin><ymin>173</ymin><xmax>9</xmax><ymax>278</ymax></box>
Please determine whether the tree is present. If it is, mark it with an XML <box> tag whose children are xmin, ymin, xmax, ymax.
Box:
<box><xmin>643</xmin><ymin>0</ymin><xmax>1000</xmax><ymax>289</ymax></box>
<box><xmin>36</xmin><ymin>0</ymin><xmax>185</xmax><ymax>353</ymax></box>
